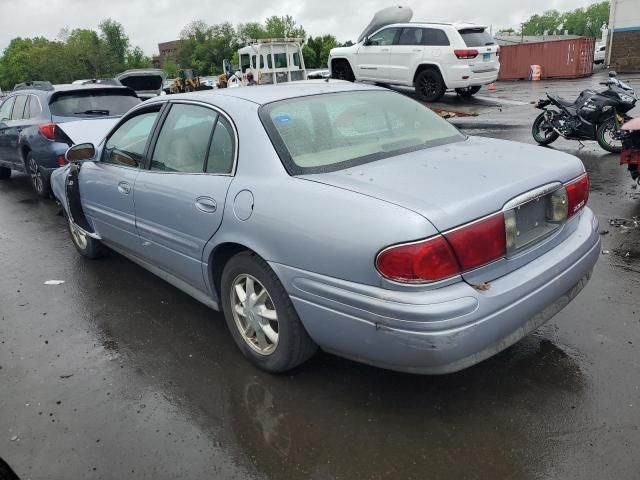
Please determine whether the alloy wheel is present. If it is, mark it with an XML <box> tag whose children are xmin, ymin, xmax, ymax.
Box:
<box><xmin>69</xmin><ymin>219</ymin><xmax>88</xmax><ymax>250</ymax></box>
<box><xmin>28</xmin><ymin>157</ymin><xmax>43</xmax><ymax>194</ymax></box>
<box><xmin>419</xmin><ymin>76</ymin><xmax>437</xmax><ymax>98</ymax></box>
<box><xmin>230</xmin><ymin>274</ymin><xmax>279</xmax><ymax>355</ymax></box>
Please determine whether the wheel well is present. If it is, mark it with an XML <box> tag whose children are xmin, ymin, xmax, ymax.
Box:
<box><xmin>331</xmin><ymin>58</ymin><xmax>352</xmax><ymax>71</ymax></box>
<box><xmin>208</xmin><ymin>242</ymin><xmax>253</xmax><ymax>299</ymax></box>
<box><xmin>21</xmin><ymin>146</ymin><xmax>31</xmax><ymax>162</ymax></box>
<box><xmin>413</xmin><ymin>64</ymin><xmax>442</xmax><ymax>86</ymax></box>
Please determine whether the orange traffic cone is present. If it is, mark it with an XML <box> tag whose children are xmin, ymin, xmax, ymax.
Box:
<box><xmin>489</xmin><ymin>83</ymin><xmax>495</xmax><ymax>91</ymax></box>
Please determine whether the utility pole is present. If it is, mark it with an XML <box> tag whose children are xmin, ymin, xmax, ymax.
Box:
<box><xmin>521</xmin><ymin>23</ymin><xmax>525</xmax><ymax>43</ymax></box>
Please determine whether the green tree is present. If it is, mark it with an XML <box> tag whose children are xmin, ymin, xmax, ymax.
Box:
<box><xmin>264</xmin><ymin>15</ymin><xmax>306</xmax><ymax>39</ymax></box>
<box><xmin>126</xmin><ymin>46</ymin><xmax>151</xmax><ymax>69</ymax></box>
<box><xmin>99</xmin><ymin>19</ymin><xmax>129</xmax><ymax>72</ymax></box>
<box><xmin>522</xmin><ymin>1</ymin><xmax>609</xmax><ymax>36</ymax></box>
<box><xmin>238</xmin><ymin>22</ymin><xmax>266</xmax><ymax>42</ymax></box>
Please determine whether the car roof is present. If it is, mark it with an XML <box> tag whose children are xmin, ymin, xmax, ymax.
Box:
<box><xmin>390</xmin><ymin>22</ymin><xmax>488</xmax><ymax>30</ymax></box>
<box><xmin>165</xmin><ymin>80</ymin><xmax>383</xmax><ymax>106</ymax></box>
<box><xmin>7</xmin><ymin>84</ymin><xmax>135</xmax><ymax>96</ymax></box>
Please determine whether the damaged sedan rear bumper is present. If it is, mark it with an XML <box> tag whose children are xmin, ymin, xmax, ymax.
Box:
<box><xmin>270</xmin><ymin>208</ymin><xmax>600</xmax><ymax>374</ymax></box>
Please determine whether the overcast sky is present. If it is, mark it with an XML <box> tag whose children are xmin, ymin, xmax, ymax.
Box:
<box><xmin>0</xmin><ymin>0</ymin><xmax>603</xmax><ymax>55</ymax></box>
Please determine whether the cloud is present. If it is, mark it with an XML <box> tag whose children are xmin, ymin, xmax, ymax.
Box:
<box><xmin>0</xmin><ymin>0</ymin><xmax>600</xmax><ymax>55</ymax></box>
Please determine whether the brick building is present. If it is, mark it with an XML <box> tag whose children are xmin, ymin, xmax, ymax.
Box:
<box><xmin>607</xmin><ymin>0</ymin><xmax>640</xmax><ymax>71</ymax></box>
<box><xmin>152</xmin><ymin>40</ymin><xmax>181</xmax><ymax>68</ymax></box>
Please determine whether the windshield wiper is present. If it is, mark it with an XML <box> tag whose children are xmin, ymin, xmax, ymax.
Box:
<box><xmin>74</xmin><ymin>109</ymin><xmax>110</xmax><ymax>115</ymax></box>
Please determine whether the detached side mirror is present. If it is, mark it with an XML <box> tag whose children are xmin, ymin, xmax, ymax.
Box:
<box><xmin>65</xmin><ymin>143</ymin><xmax>96</xmax><ymax>163</ymax></box>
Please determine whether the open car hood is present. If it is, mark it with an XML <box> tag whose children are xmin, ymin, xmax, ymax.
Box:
<box><xmin>115</xmin><ymin>69</ymin><xmax>166</xmax><ymax>97</ymax></box>
<box><xmin>57</xmin><ymin>118</ymin><xmax>119</xmax><ymax>146</ymax></box>
<box><xmin>357</xmin><ymin>6</ymin><xmax>413</xmax><ymax>43</ymax></box>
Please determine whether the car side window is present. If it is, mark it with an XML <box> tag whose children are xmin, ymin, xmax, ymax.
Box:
<box><xmin>0</xmin><ymin>96</ymin><xmax>15</xmax><ymax>121</ymax></box>
<box><xmin>422</xmin><ymin>28</ymin><xmax>450</xmax><ymax>46</ymax></box>
<box><xmin>11</xmin><ymin>95</ymin><xmax>27</xmax><ymax>120</ymax></box>
<box><xmin>103</xmin><ymin>109</ymin><xmax>160</xmax><ymax>168</ymax></box>
<box><xmin>206</xmin><ymin>117</ymin><xmax>235</xmax><ymax>174</ymax></box>
<box><xmin>369</xmin><ymin>28</ymin><xmax>398</xmax><ymax>46</ymax></box>
<box><xmin>397</xmin><ymin>28</ymin><xmax>423</xmax><ymax>46</ymax></box>
<box><xmin>24</xmin><ymin>96</ymin><xmax>42</xmax><ymax>119</ymax></box>
<box><xmin>151</xmin><ymin>104</ymin><xmax>218</xmax><ymax>173</ymax></box>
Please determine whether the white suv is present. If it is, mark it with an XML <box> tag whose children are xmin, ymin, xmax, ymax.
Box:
<box><xmin>329</xmin><ymin>23</ymin><xmax>500</xmax><ymax>102</ymax></box>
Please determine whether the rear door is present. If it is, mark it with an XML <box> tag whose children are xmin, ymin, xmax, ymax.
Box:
<box><xmin>356</xmin><ymin>27</ymin><xmax>399</xmax><ymax>81</ymax></box>
<box><xmin>388</xmin><ymin>27</ymin><xmax>425</xmax><ymax>83</ymax></box>
<box><xmin>133</xmin><ymin>102</ymin><xmax>236</xmax><ymax>291</ymax></box>
<box><xmin>79</xmin><ymin>104</ymin><xmax>162</xmax><ymax>254</ymax></box>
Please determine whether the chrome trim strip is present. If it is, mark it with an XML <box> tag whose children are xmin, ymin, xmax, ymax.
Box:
<box><xmin>502</xmin><ymin>182</ymin><xmax>562</xmax><ymax>211</ymax></box>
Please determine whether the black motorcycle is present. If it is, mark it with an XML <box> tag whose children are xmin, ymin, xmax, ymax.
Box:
<box><xmin>532</xmin><ymin>71</ymin><xmax>637</xmax><ymax>153</ymax></box>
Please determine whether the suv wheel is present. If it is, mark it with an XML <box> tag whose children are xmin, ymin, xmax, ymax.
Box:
<box><xmin>331</xmin><ymin>60</ymin><xmax>355</xmax><ymax>82</ymax></box>
<box><xmin>0</xmin><ymin>167</ymin><xmax>10</xmax><ymax>180</ymax></box>
<box><xmin>26</xmin><ymin>153</ymin><xmax>50</xmax><ymax>198</ymax></box>
<box><xmin>221</xmin><ymin>251</ymin><xmax>317</xmax><ymax>372</ymax></box>
<box><xmin>455</xmin><ymin>86</ymin><xmax>482</xmax><ymax>97</ymax></box>
<box><xmin>415</xmin><ymin>69</ymin><xmax>446</xmax><ymax>102</ymax></box>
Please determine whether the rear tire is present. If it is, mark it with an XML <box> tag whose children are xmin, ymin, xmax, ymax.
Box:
<box><xmin>415</xmin><ymin>69</ymin><xmax>445</xmax><ymax>102</ymax></box>
<box><xmin>331</xmin><ymin>60</ymin><xmax>355</xmax><ymax>82</ymax></box>
<box><xmin>455</xmin><ymin>86</ymin><xmax>481</xmax><ymax>97</ymax></box>
<box><xmin>597</xmin><ymin>117</ymin><xmax>622</xmax><ymax>153</ymax></box>
<box><xmin>221</xmin><ymin>251</ymin><xmax>317</xmax><ymax>373</ymax></box>
<box><xmin>0</xmin><ymin>166</ymin><xmax>10</xmax><ymax>180</ymax></box>
<box><xmin>66</xmin><ymin>215</ymin><xmax>107</xmax><ymax>259</ymax></box>
<box><xmin>532</xmin><ymin>112</ymin><xmax>560</xmax><ymax>146</ymax></box>
<box><xmin>26</xmin><ymin>152</ymin><xmax>50</xmax><ymax>198</ymax></box>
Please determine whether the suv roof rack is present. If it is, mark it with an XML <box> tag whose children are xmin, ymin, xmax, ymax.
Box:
<box><xmin>247</xmin><ymin>38</ymin><xmax>304</xmax><ymax>45</ymax></box>
<box><xmin>13</xmin><ymin>81</ymin><xmax>54</xmax><ymax>92</ymax></box>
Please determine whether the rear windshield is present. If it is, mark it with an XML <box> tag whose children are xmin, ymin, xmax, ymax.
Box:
<box><xmin>260</xmin><ymin>90</ymin><xmax>464</xmax><ymax>175</ymax></box>
<box><xmin>49</xmin><ymin>89</ymin><xmax>141</xmax><ymax>118</ymax></box>
<box><xmin>459</xmin><ymin>28</ymin><xmax>496</xmax><ymax>47</ymax></box>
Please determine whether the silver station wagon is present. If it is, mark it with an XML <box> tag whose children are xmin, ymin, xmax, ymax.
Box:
<box><xmin>51</xmin><ymin>81</ymin><xmax>600</xmax><ymax>374</ymax></box>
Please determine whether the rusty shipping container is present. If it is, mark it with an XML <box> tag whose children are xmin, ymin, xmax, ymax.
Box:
<box><xmin>498</xmin><ymin>38</ymin><xmax>596</xmax><ymax>80</ymax></box>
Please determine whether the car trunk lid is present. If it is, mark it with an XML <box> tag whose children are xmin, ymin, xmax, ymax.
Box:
<box><xmin>115</xmin><ymin>69</ymin><xmax>166</xmax><ymax>99</ymax></box>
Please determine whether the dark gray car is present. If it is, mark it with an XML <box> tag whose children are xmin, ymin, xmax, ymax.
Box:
<box><xmin>0</xmin><ymin>82</ymin><xmax>140</xmax><ymax>197</ymax></box>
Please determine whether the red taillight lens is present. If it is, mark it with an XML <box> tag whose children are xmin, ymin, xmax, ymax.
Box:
<box><xmin>454</xmin><ymin>49</ymin><xmax>479</xmax><ymax>59</ymax></box>
<box><xmin>565</xmin><ymin>174</ymin><xmax>589</xmax><ymax>218</ymax></box>
<box><xmin>376</xmin><ymin>236</ymin><xmax>461</xmax><ymax>283</ymax></box>
<box><xmin>445</xmin><ymin>213</ymin><xmax>506</xmax><ymax>271</ymax></box>
<box><xmin>38</xmin><ymin>123</ymin><xmax>56</xmax><ymax>140</ymax></box>
<box><xmin>57</xmin><ymin>154</ymin><xmax>67</xmax><ymax>166</ymax></box>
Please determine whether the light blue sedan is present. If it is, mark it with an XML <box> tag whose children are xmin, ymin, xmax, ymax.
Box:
<box><xmin>51</xmin><ymin>81</ymin><xmax>600</xmax><ymax>374</ymax></box>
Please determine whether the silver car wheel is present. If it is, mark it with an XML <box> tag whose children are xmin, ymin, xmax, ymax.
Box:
<box><xmin>28</xmin><ymin>157</ymin><xmax>43</xmax><ymax>194</ymax></box>
<box><xmin>231</xmin><ymin>274</ymin><xmax>279</xmax><ymax>355</ymax></box>
<box><xmin>69</xmin><ymin>219</ymin><xmax>88</xmax><ymax>250</ymax></box>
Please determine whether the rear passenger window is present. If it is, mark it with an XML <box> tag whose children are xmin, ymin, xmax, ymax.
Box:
<box><xmin>422</xmin><ymin>29</ymin><xmax>450</xmax><ymax>46</ymax></box>
<box><xmin>11</xmin><ymin>95</ymin><xmax>27</xmax><ymax>120</ymax></box>
<box><xmin>26</xmin><ymin>96</ymin><xmax>42</xmax><ymax>119</ymax></box>
<box><xmin>206</xmin><ymin>117</ymin><xmax>235</xmax><ymax>174</ymax></box>
<box><xmin>398</xmin><ymin>28</ymin><xmax>423</xmax><ymax>46</ymax></box>
<box><xmin>151</xmin><ymin>104</ymin><xmax>218</xmax><ymax>173</ymax></box>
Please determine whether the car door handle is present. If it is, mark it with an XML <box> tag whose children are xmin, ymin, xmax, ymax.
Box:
<box><xmin>195</xmin><ymin>196</ymin><xmax>217</xmax><ymax>213</ymax></box>
<box><xmin>117</xmin><ymin>181</ymin><xmax>131</xmax><ymax>195</ymax></box>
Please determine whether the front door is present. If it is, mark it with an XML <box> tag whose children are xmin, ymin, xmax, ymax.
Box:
<box><xmin>134</xmin><ymin>102</ymin><xmax>236</xmax><ymax>291</ymax></box>
<box><xmin>356</xmin><ymin>27</ymin><xmax>399</xmax><ymax>81</ymax></box>
<box><xmin>80</xmin><ymin>106</ymin><xmax>162</xmax><ymax>254</ymax></box>
<box><xmin>0</xmin><ymin>95</ymin><xmax>27</xmax><ymax>165</ymax></box>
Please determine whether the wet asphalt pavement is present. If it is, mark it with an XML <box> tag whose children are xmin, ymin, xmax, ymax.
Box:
<box><xmin>2</xmin><ymin>71</ymin><xmax>640</xmax><ymax>479</ymax></box>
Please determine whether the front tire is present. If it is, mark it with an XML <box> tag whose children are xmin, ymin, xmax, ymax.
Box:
<box><xmin>66</xmin><ymin>215</ymin><xmax>107</xmax><ymax>259</ymax></box>
<box><xmin>221</xmin><ymin>251</ymin><xmax>317</xmax><ymax>373</ymax></box>
<box><xmin>532</xmin><ymin>112</ymin><xmax>560</xmax><ymax>145</ymax></box>
<box><xmin>415</xmin><ymin>69</ymin><xmax>445</xmax><ymax>102</ymax></box>
<box><xmin>597</xmin><ymin>117</ymin><xmax>623</xmax><ymax>153</ymax></box>
<box><xmin>26</xmin><ymin>153</ymin><xmax>50</xmax><ymax>198</ymax></box>
<box><xmin>455</xmin><ymin>86</ymin><xmax>481</xmax><ymax>97</ymax></box>
<box><xmin>0</xmin><ymin>166</ymin><xmax>10</xmax><ymax>180</ymax></box>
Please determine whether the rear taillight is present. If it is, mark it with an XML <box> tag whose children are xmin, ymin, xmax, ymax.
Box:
<box><xmin>38</xmin><ymin>123</ymin><xmax>56</xmax><ymax>140</ymax></box>
<box><xmin>376</xmin><ymin>236</ymin><xmax>461</xmax><ymax>283</ymax></box>
<box><xmin>57</xmin><ymin>154</ymin><xmax>67</xmax><ymax>166</ymax></box>
<box><xmin>376</xmin><ymin>213</ymin><xmax>506</xmax><ymax>283</ymax></box>
<box><xmin>444</xmin><ymin>213</ymin><xmax>506</xmax><ymax>271</ymax></box>
<box><xmin>565</xmin><ymin>174</ymin><xmax>589</xmax><ymax>218</ymax></box>
<box><xmin>454</xmin><ymin>49</ymin><xmax>479</xmax><ymax>59</ymax></box>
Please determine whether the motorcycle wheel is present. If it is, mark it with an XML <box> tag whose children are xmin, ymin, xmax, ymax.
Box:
<box><xmin>532</xmin><ymin>112</ymin><xmax>560</xmax><ymax>145</ymax></box>
<box><xmin>596</xmin><ymin>118</ymin><xmax>622</xmax><ymax>153</ymax></box>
